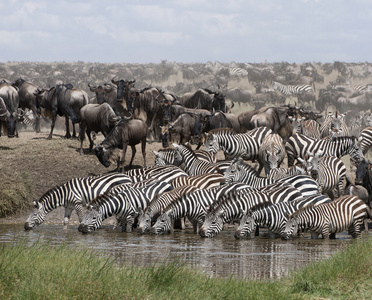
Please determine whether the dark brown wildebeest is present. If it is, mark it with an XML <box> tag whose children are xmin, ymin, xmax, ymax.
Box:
<box><xmin>13</xmin><ymin>78</ymin><xmax>42</xmax><ymax>133</ymax></box>
<box><xmin>177</xmin><ymin>88</ymin><xmax>226</xmax><ymax>113</ymax></box>
<box><xmin>0</xmin><ymin>96</ymin><xmax>18</xmax><ymax>138</ymax></box>
<box><xmin>203</xmin><ymin>111</ymin><xmax>240</xmax><ymax>133</ymax></box>
<box><xmin>95</xmin><ymin>118</ymin><xmax>148</xmax><ymax>172</ymax></box>
<box><xmin>79</xmin><ymin>103</ymin><xmax>121</xmax><ymax>155</ymax></box>
<box><xmin>0</xmin><ymin>82</ymin><xmax>22</xmax><ymax>138</ymax></box>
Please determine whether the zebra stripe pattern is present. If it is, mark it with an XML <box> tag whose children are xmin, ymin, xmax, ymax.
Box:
<box><xmin>229</xmin><ymin>67</ymin><xmax>248</xmax><ymax>77</ymax></box>
<box><xmin>272</xmin><ymin>81</ymin><xmax>313</xmax><ymax>96</ymax></box>
<box><xmin>24</xmin><ymin>173</ymin><xmax>132</xmax><ymax>230</ymax></box>
<box><xmin>267</xmin><ymin>166</ymin><xmax>305</xmax><ymax>180</ymax></box>
<box><xmin>205</xmin><ymin>126</ymin><xmax>273</xmax><ymax>161</ymax></box>
<box><xmin>78</xmin><ymin>180</ymin><xmax>173</xmax><ymax>233</ymax></box>
<box><xmin>170</xmin><ymin>173</ymin><xmax>225</xmax><ymax>189</ymax></box>
<box><xmin>235</xmin><ymin>194</ymin><xmax>331</xmax><ymax>239</ymax></box>
<box><xmin>199</xmin><ymin>183</ymin><xmax>304</xmax><ymax>238</ymax></box>
<box><xmin>258</xmin><ymin>133</ymin><xmax>286</xmax><ymax>175</ymax></box>
<box><xmin>173</xmin><ymin>143</ymin><xmax>221</xmax><ymax>176</ymax></box>
<box><xmin>289</xmin><ymin>115</ymin><xmax>321</xmax><ymax>139</ymax></box>
<box><xmin>136</xmin><ymin>185</ymin><xmax>199</xmax><ymax>233</ymax></box>
<box><xmin>320</xmin><ymin>111</ymin><xmax>349</xmax><ymax>138</ymax></box>
<box><xmin>224</xmin><ymin>158</ymin><xmax>319</xmax><ymax>197</ymax></box>
<box><xmin>282</xmin><ymin>195</ymin><xmax>371</xmax><ymax>239</ymax></box>
<box><xmin>285</xmin><ymin>133</ymin><xmax>363</xmax><ymax>167</ymax></box>
<box><xmin>359</xmin><ymin>126</ymin><xmax>372</xmax><ymax>154</ymax></box>
<box><xmin>125</xmin><ymin>165</ymin><xmax>188</xmax><ymax>183</ymax></box>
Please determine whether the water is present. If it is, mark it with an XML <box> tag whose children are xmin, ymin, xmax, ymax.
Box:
<box><xmin>0</xmin><ymin>224</ymin><xmax>364</xmax><ymax>280</ymax></box>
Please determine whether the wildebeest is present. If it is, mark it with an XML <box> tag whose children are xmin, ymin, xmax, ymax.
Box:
<box><xmin>55</xmin><ymin>83</ymin><xmax>90</xmax><ymax>139</ymax></box>
<box><xmin>13</xmin><ymin>78</ymin><xmax>42</xmax><ymax>133</ymax></box>
<box><xmin>0</xmin><ymin>96</ymin><xmax>18</xmax><ymax>138</ymax></box>
<box><xmin>111</xmin><ymin>78</ymin><xmax>136</xmax><ymax>102</ymax></box>
<box><xmin>203</xmin><ymin>111</ymin><xmax>240</xmax><ymax>133</ymax></box>
<box><xmin>0</xmin><ymin>82</ymin><xmax>21</xmax><ymax>138</ymax></box>
<box><xmin>95</xmin><ymin>117</ymin><xmax>148</xmax><ymax>172</ymax></box>
<box><xmin>354</xmin><ymin>158</ymin><xmax>372</xmax><ymax>207</ymax></box>
<box><xmin>177</xmin><ymin>88</ymin><xmax>226</xmax><ymax>113</ymax></box>
<box><xmin>79</xmin><ymin>103</ymin><xmax>121</xmax><ymax>155</ymax></box>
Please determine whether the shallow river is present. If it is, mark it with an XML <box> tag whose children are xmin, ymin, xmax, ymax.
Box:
<box><xmin>0</xmin><ymin>224</ymin><xmax>367</xmax><ymax>280</ymax></box>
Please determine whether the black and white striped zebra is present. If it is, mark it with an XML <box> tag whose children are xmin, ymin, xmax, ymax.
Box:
<box><xmin>173</xmin><ymin>143</ymin><xmax>221</xmax><ymax>176</ymax></box>
<box><xmin>150</xmin><ymin>182</ymin><xmax>252</xmax><ymax>235</ymax></box>
<box><xmin>285</xmin><ymin>133</ymin><xmax>363</xmax><ymax>167</ymax></box>
<box><xmin>297</xmin><ymin>150</ymin><xmax>350</xmax><ymax>199</ymax></box>
<box><xmin>359</xmin><ymin>126</ymin><xmax>372</xmax><ymax>154</ymax></box>
<box><xmin>205</xmin><ymin>126</ymin><xmax>273</xmax><ymax>161</ymax></box>
<box><xmin>24</xmin><ymin>173</ymin><xmax>132</xmax><ymax>230</ymax></box>
<box><xmin>281</xmin><ymin>195</ymin><xmax>372</xmax><ymax>239</ymax></box>
<box><xmin>267</xmin><ymin>165</ymin><xmax>306</xmax><ymax>180</ymax></box>
<box><xmin>125</xmin><ymin>165</ymin><xmax>188</xmax><ymax>183</ymax></box>
<box><xmin>78</xmin><ymin>180</ymin><xmax>173</xmax><ymax>233</ymax></box>
<box><xmin>235</xmin><ymin>194</ymin><xmax>331</xmax><ymax>239</ymax></box>
<box><xmin>199</xmin><ymin>183</ymin><xmax>304</xmax><ymax>238</ymax></box>
<box><xmin>258</xmin><ymin>133</ymin><xmax>286</xmax><ymax>175</ymax></box>
<box><xmin>136</xmin><ymin>185</ymin><xmax>199</xmax><ymax>233</ymax></box>
<box><xmin>224</xmin><ymin>158</ymin><xmax>319</xmax><ymax>197</ymax></box>
<box><xmin>289</xmin><ymin>115</ymin><xmax>321</xmax><ymax>140</ymax></box>
<box><xmin>170</xmin><ymin>173</ymin><xmax>225</xmax><ymax>189</ymax></box>
<box><xmin>272</xmin><ymin>81</ymin><xmax>313</xmax><ymax>96</ymax></box>
<box><xmin>229</xmin><ymin>67</ymin><xmax>248</xmax><ymax>77</ymax></box>
<box><xmin>320</xmin><ymin>111</ymin><xmax>349</xmax><ymax>138</ymax></box>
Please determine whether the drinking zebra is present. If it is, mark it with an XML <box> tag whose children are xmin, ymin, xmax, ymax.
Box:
<box><xmin>281</xmin><ymin>195</ymin><xmax>372</xmax><ymax>239</ymax></box>
<box><xmin>150</xmin><ymin>182</ymin><xmax>252</xmax><ymax>235</ymax></box>
<box><xmin>199</xmin><ymin>183</ymin><xmax>304</xmax><ymax>238</ymax></box>
<box><xmin>136</xmin><ymin>185</ymin><xmax>199</xmax><ymax>233</ymax></box>
<box><xmin>224</xmin><ymin>158</ymin><xmax>319</xmax><ymax>197</ymax></box>
<box><xmin>205</xmin><ymin>126</ymin><xmax>272</xmax><ymax>161</ymax></box>
<box><xmin>285</xmin><ymin>133</ymin><xmax>363</xmax><ymax>167</ymax></box>
<box><xmin>24</xmin><ymin>172</ymin><xmax>132</xmax><ymax>230</ymax></box>
<box><xmin>78</xmin><ymin>180</ymin><xmax>173</xmax><ymax>233</ymax></box>
<box><xmin>235</xmin><ymin>194</ymin><xmax>331</xmax><ymax>239</ymax></box>
<box><xmin>272</xmin><ymin>81</ymin><xmax>313</xmax><ymax>96</ymax></box>
<box><xmin>297</xmin><ymin>150</ymin><xmax>350</xmax><ymax>199</ymax></box>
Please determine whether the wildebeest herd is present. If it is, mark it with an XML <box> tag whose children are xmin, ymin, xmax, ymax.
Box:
<box><xmin>1</xmin><ymin>60</ymin><xmax>372</xmax><ymax>240</ymax></box>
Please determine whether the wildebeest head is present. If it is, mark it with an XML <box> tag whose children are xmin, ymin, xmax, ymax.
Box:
<box><xmin>94</xmin><ymin>144</ymin><xmax>112</xmax><ymax>167</ymax></box>
<box><xmin>112</xmin><ymin>78</ymin><xmax>135</xmax><ymax>101</ymax></box>
<box><xmin>88</xmin><ymin>81</ymin><xmax>105</xmax><ymax>104</ymax></box>
<box><xmin>355</xmin><ymin>158</ymin><xmax>371</xmax><ymax>186</ymax></box>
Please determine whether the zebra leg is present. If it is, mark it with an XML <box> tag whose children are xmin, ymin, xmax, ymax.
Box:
<box><xmin>63</xmin><ymin>207</ymin><xmax>74</xmax><ymax>226</ymax></box>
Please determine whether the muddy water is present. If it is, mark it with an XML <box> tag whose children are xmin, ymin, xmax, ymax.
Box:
<box><xmin>0</xmin><ymin>224</ymin><xmax>365</xmax><ymax>280</ymax></box>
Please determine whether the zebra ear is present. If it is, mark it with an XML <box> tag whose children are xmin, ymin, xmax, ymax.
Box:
<box><xmin>153</xmin><ymin>150</ymin><xmax>160</xmax><ymax>156</ymax></box>
<box><xmin>297</xmin><ymin>157</ymin><xmax>305</xmax><ymax>164</ymax></box>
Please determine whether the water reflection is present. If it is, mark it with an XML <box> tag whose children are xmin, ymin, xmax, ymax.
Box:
<box><xmin>0</xmin><ymin>224</ymin><xmax>365</xmax><ymax>280</ymax></box>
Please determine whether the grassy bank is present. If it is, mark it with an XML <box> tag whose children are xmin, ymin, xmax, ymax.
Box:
<box><xmin>1</xmin><ymin>238</ymin><xmax>371</xmax><ymax>299</ymax></box>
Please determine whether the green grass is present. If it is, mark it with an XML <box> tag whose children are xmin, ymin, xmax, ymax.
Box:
<box><xmin>1</xmin><ymin>238</ymin><xmax>372</xmax><ymax>299</ymax></box>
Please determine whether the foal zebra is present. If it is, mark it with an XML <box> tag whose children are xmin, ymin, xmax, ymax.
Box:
<box><xmin>205</xmin><ymin>126</ymin><xmax>272</xmax><ymax>161</ymax></box>
<box><xmin>234</xmin><ymin>194</ymin><xmax>331</xmax><ymax>239</ymax></box>
<box><xmin>78</xmin><ymin>180</ymin><xmax>173</xmax><ymax>233</ymax></box>
<box><xmin>281</xmin><ymin>195</ymin><xmax>372</xmax><ymax>239</ymax></box>
<box><xmin>24</xmin><ymin>173</ymin><xmax>132</xmax><ymax>230</ymax></box>
<box><xmin>285</xmin><ymin>133</ymin><xmax>363</xmax><ymax>167</ymax></box>
<box><xmin>272</xmin><ymin>81</ymin><xmax>313</xmax><ymax>96</ymax></box>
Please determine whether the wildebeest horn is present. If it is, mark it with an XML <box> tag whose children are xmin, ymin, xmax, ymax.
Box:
<box><xmin>111</xmin><ymin>76</ymin><xmax>118</xmax><ymax>84</ymax></box>
<box><xmin>123</xmin><ymin>111</ymin><xmax>132</xmax><ymax>120</ymax></box>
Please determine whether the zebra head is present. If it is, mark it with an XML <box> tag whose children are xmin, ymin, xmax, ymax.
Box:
<box><xmin>281</xmin><ymin>213</ymin><xmax>299</xmax><ymax>240</ymax></box>
<box><xmin>137</xmin><ymin>208</ymin><xmax>152</xmax><ymax>234</ymax></box>
<box><xmin>234</xmin><ymin>210</ymin><xmax>256</xmax><ymax>239</ymax></box>
<box><xmin>78</xmin><ymin>205</ymin><xmax>103</xmax><ymax>234</ymax></box>
<box><xmin>24</xmin><ymin>201</ymin><xmax>47</xmax><ymax>230</ymax></box>
<box><xmin>153</xmin><ymin>151</ymin><xmax>167</xmax><ymax>166</ymax></box>
<box><xmin>199</xmin><ymin>209</ymin><xmax>225</xmax><ymax>238</ymax></box>
<box><xmin>224</xmin><ymin>158</ymin><xmax>245</xmax><ymax>183</ymax></box>
<box><xmin>265</xmin><ymin>148</ymin><xmax>283</xmax><ymax>171</ymax></box>
<box><xmin>150</xmin><ymin>211</ymin><xmax>173</xmax><ymax>235</ymax></box>
<box><xmin>204</xmin><ymin>133</ymin><xmax>220</xmax><ymax>154</ymax></box>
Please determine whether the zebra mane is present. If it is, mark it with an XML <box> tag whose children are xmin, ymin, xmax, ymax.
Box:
<box><xmin>38</xmin><ymin>185</ymin><xmax>61</xmax><ymax>203</ymax></box>
<box><xmin>207</xmin><ymin>127</ymin><xmax>236</xmax><ymax>135</ymax></box>
<box><xmin>158</xmin><ymin>147</ymin><xmax>178</xmax><ymax>153</ymax></box>
<box><xmin>289</xmin><ymin>204</ymin><xmax>316</xmax><ymax>218</ymax></box>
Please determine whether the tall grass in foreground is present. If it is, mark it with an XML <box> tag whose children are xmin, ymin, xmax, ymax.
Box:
<box><xmin>0</xmin><ymin>239</ymin><xmax>371</xmax><ymax>300</ymax></box>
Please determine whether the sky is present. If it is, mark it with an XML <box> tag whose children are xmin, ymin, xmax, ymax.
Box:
<box><xmin>1</xmin><ymin>0</ymin><xmax>371</xmax><ymax>64</ymax></box>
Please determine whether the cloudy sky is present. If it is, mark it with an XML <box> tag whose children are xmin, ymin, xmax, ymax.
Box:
<box><xmin>1</xmin><ymin>0</ymin><xmax>371</xmax><ymax>64</ymax></box>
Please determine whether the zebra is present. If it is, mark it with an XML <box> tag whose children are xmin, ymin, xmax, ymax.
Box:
<box><xmin>199</xmin><ymin>183</ymin><xmax>304</xmax><ymax>238</ymax></box>
<box><xmin>267</xmin><ymin>165</ymin><xmax>306</xmax><ymax>180</ymax></box>
<box><xmin>150</xmin><ymin>182</ymin><xmax>253</xmax><ymax>235</ymax></box>
<box><xmin>272</xmin><ymin>81</ymin><xmax>313</xmax><ymax>96</ymax></box>
<box><xmin>224</xmin><ymin>158</ymin><xmax>320</xmax><ymax>197</ymax></box>
<box><xmin>297</xmin><ymin>150</ymin><xmax>350</xmax><ymax>199</ymax></box>
<box><xmin>235</xmin><ymin>194</ymin><xmax>332</xmax><ymax>239</ymax></box>
<box><xmin>258</xmin><ymin>133</ymin><xmax>286</xmax><ymax>176</ymax></box>
<box><xmin>24</xmin><ymin>172</ymin><xmax>132</xmax><ymax>230</ymax></box>
<box><xmin>172</xmin><ymin>143</ymin><xmax>221</xmax><ymax>176</ymax></box>
<box><xmin>288</xmin><ymin>115</ymin><xmax>321</xmax><ymax>140</ymax></box>
<box><xmin>285</xmin><ymin>133</ymin><xmax>363</xmax><ymax>167</ymax></box>
<box><xmin>170</xmin><ymin>173</ymin><xmax>225</xmax><ymax>189</ymax></box>
<box><xmin>136</xmin><ymin>185</ymin><xmax>199</xmax><ymax>233</ymax></box>
<box><xmin>78</xmin><ymin>180</ymin><xmax>173</xmax><ymax>233</ymax></box>
<box><xmin>125</xmin><ymin>165</ymin><xmax>188</xmax><ymax>183</ymax></box>
<box><xmin>282</xmin><ymin>195</ymin><xmax>372</xmax><ymax>239</ymax></box>
<box><xmin>205</xmin><ymin>126</ymin><xmax>273</xmax><ymax>162</ymax></box>
<box><xmin>320</xmin><ymin>111</ymin><xmax>349</xmax><ymax>138</ymax></box>
<box><xmin>229</xmin><ymin>67</ymin><xmax>248</xmax><ymax>77</ymax></box>
<box><xmin>359</xmin><ymin>126</ymin><xmax>372</xmax><ymax>154</ymax></box>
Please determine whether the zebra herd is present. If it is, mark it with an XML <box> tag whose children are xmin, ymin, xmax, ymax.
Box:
<box><xmin>25</xmin><ymin>114</ymin><xmax>372</xmax><ymax>240</ymax></box>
